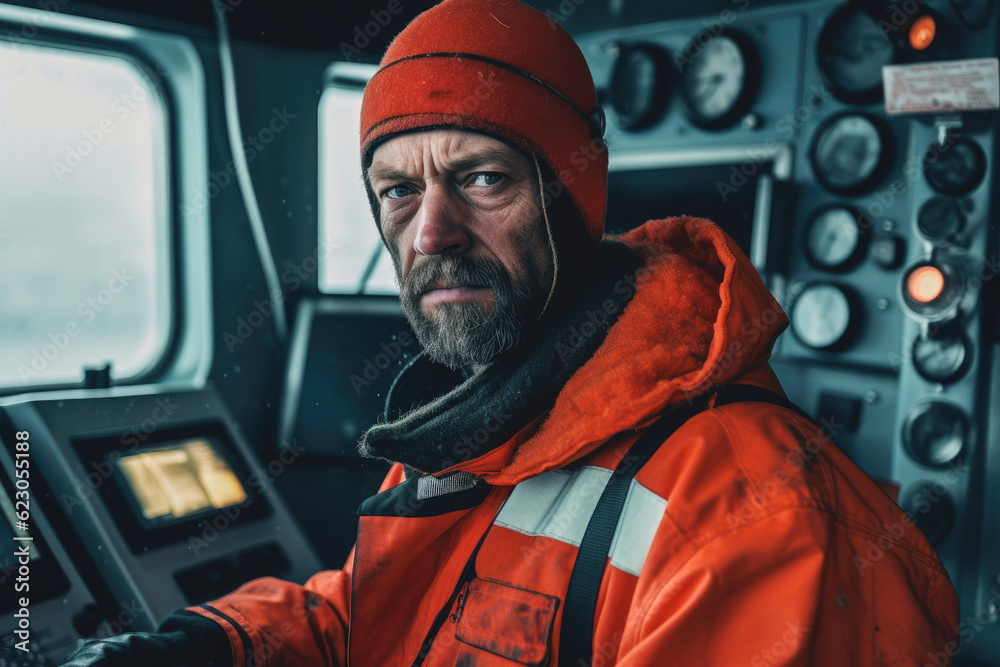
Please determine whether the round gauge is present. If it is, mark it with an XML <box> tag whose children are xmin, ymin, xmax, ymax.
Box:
<box><xmin>817</xmin><ymin>5</ymin><xmax>898</xmax><ymax>104</ymax></box>
<box><xmin>678</xmin><ymin>29</ymin><xmax>760</xmax><ymax>130</ymax></box>
<box><xmin>917</xmin><ymin>197</ymin><xmax>966</xmax><ymax>243</ymax></box>
<box><xmin>912</xmin><ymin>326</ymin><xmax>970</xmax><ymax>384</ymax></box>
<box><xmin>810</xmin><ymin>112</ymin><xmax>891</xmax><ymax>195</ymax></box>
<box><xmin>949</xmin><ymin>0</ymin><xmax>994</xmax><ymax>30</ymax></box>
<box><xmin>903</xmin><ymin>401</ymin><xmax>968</xmax><ymax>468</ymax></box>
<box><xmin>804</xmin><ymin>206</ymin><xmax>868</xmax><ymax>271</ymax></box>
<box><xmin>790</xmin><ymin>284</ymin><xmax>859</xmax><ymax>350</ymax></box>
<box><xmin>924</xmin><ymin>138</ymin><xmax>986</xmax><ymax>196</ymax></box>
<box><xmin>610</xmin><ymin>44</ymin><xmax>672</xmax><ymax>131</ymax></box>
<box><xmin>900</xmin><ymin>257</ymin><xmax>966</xmax><ymax>322</ymax></box>
<box><xmin>898</xmin><ymin>483</ymin><xmax>955</xmax><ymax>545</ymax></box>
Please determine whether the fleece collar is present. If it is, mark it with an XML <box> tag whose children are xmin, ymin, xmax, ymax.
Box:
<box><xmin>359</xmin><ymin>217</ymin><xmax>789</xmax><ymax>486</ymax></box>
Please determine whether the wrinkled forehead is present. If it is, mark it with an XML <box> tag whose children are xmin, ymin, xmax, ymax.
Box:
<box><xmin>366</xmin><ymin>129</ymin><xmax>536</xmax><ymax>182</ymax></box>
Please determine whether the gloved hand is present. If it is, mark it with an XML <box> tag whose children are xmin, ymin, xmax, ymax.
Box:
<box><xmin>61</xmin><ymin>630</ymin><xmax>194</xmax><ymax>666</ymax></box>
<box><xmin>59</xmin><ymin>611</ymin><xmax>232</xmax><ymax>666</ymax></box>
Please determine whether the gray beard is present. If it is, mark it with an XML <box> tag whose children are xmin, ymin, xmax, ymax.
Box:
<box><xmin>398</xmin><ymin>253</ymin><xmax>544</xmax><ymax>371</ymax></box>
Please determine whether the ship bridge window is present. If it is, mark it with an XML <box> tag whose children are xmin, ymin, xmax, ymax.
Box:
<box><xmin>318</xmin><ymin>63</ymin><xmax>398</xmax><ymax>295</ymax></box>
<box><xmin>0</xmin><ymin>39</ymin><xmax>171</xmax><ymax>389</ymax></box>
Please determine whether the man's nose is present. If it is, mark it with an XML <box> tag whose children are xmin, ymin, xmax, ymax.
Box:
<box><xmin>413</xmin><ymin>185</ymin><xmax>472</xmax><ymax>256</ymax></box>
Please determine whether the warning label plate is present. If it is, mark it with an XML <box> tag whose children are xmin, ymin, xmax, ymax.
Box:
<box><xmin>883</xmin><ymin>58</ymin><xmax>1000</xmax><ymax>116</ymax></box>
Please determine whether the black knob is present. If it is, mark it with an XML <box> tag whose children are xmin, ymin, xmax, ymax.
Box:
<box><xmin>917</xmin><ymin>197</ymin><xmax>965</xmax><ymax>242</ymax></box>
<box><xmin>903</xmin><ymin>401</ymin><xmax>968</xmax><ymax>468</ymax></box>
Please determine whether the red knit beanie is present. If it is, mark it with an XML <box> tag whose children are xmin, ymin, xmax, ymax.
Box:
<box><xmin>360</xmin><ymin>0</ymin><xmax>607</xmax><ymax>244</ymax></box>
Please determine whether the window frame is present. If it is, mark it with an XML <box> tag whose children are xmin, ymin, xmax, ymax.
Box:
<box><xmin>0</xmin><ymin>4</ymin><xmax>212</xmax><ymax>395</ymax></box>
<box><xmin>318</xmin><ymin>61</ymin><xmax>400</xmax><ymax>296</ymax></box>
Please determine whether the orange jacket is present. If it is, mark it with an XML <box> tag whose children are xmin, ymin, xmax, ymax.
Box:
<box><xmin>190</xmin><ymin>217</ymin><xmax>959</xmax><ymax>666</ymax></box>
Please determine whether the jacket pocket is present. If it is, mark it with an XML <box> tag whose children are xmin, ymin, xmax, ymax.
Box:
<box><xmin>454</xmin><ymin>577</ymin><xmax>559</xmax><ymax>666</ymax></box>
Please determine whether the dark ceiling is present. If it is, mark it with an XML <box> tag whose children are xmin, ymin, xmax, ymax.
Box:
<box><xmin>1</xmin><ymin>0</ymin><xmax>828</xmax><ymax>57</ymax></box>
<box><xmin>2</xmin><ymin>0</ymin><xmax>438</xmax><ymax>57</ymax></box>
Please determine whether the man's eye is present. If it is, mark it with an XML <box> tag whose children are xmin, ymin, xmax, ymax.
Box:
<box><xmin>470</xmin><ymin>172</ymin><xmax>505</xmax><ymax>187</ymax></box>
<box><xmin>385</xmin><ymin>184</ymin><xmax>414</xmax><ymax>199</ymax></box>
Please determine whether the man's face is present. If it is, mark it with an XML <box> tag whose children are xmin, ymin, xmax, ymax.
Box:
<box><xmin>368</xmin><ymin>130</ymin><xmax>553</xmax><ymax>370</ymax></box>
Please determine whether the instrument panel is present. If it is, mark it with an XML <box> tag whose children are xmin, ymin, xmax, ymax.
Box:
<box><xmin>0</xmin><ymin>388</ymin><xmax>323</xmax><ymax>664</ymax></box>
<box><xmin>574</xmin><ymin>1</ymin><xmax>999</xmax><ymax>662</ymax></box>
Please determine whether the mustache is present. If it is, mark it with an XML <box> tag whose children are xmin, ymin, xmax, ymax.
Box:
<box><xmin>402</xmin><ymin>255</ymin><xmax>509</xmax><ymax>301</ymax></box>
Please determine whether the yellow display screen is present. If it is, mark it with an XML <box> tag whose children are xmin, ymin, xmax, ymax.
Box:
<box><xmin>115</xmin><ymin>438</ymin><xmax>248</xmax><ymax>525</ymax></box>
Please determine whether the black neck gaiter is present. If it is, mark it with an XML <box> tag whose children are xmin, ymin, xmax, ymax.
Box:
<box><xmin>358</xmin><ymin>239</ymin><xmax>642</xmax><ymax>474</ymax></box>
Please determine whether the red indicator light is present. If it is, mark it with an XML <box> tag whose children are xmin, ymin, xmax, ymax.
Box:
<box><xmin>907</xmin><ymin>265</ymin><xmax>945</xmax><ymax>303</ymax></box>
<box><xmin>909</xmin><ymin>15</ymin><xmax>937</xmax><ymax>51</ymax></box>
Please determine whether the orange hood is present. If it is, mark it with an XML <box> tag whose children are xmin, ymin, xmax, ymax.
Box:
<box><xmin>359</xmin><ymin>217</ymin><xmax>789</xmax><ymax>485</ymax></box>
<box><xmin>476</xmin><ymin>216</ymin><xmax>789</xmax><ymax>485</ymax></box>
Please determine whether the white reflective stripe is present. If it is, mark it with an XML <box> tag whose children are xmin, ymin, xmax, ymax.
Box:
<box><xmin>494</xmin><ymin>466</ymin><xmax>612</xmax><ymax>546</ymax></box>
<box><xmin>608</xmin><ymin>480</ymin><xmax>668</xmax><ymax>576</ymax></box>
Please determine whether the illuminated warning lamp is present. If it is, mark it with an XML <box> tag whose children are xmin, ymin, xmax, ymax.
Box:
<box><xmin>900</xmin><ymin>258</ymin><xmax>965</xmax><ymax>322</ymax></box>
<box><xmin>907</xmin><ymin>265</ymin><xmax>945</xmax><ymax>303</ymax></box>
<box><xmin>891</xmin><ymin>7</ymin><xmax>957</xmax><ymax>57</ymax></box>
<box><xmin>909</xmin><ymin>15</ymin><xmax>937</xmax><ymax>51</ymax></box>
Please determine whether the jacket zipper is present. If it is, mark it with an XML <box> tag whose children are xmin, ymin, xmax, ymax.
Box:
<box><xmin>410</xmin><ymin>513</ymin><xmax>495</xmax><ymax>667</ymax></box>
<box><xmin>449</xmin><ymin>581</ymin><xmax>471</xmax><ymax>624</ymax></box>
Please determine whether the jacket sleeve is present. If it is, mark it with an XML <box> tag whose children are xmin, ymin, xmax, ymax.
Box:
<box><xmin>614</xmin><ymin>505</ymin><xmax>960</xmax><ymax>667</ymax></box>
<box><xmin>186</xmin><ymin>463</ymin><xmax>407</xmax><ymax>667</ymax></box>
<box><xmin>187</xmin><ymin>553</ymin><xmax>353</xmax><ymax>667</ymax></box>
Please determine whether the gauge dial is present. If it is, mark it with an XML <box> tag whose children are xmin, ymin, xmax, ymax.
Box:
<box><xmin>924</xmin><ymin>138</ymin><xmax>986</xmax><ymax>196</ymax></box>
<box><xmin>810</xmin><ymin>113</ymin><xmax>891</xmax><ymax>195</ymax></box>
<box><xmin>917</xmin><ymin>197</ymin><xmax>966</xmax><ymax>243</ymax></box>
<box><xmin>678</xmin><ymin>29</ymin><xmax>759</xmax><ymax>130</ymax></box>
<box><xmin>903</xmin><ymin>401</ymin><xmax>968</xmax><ymax>468</ymax></box>
<box><xmin>610</xmin><ymin>44</ymin><xmax>672</xmax><ymax>131</ymax></box>
<box><xmin>804</xmin><ymin>206</ymin><xmax>868</xmax><ymax>271</ymax></box>
<box><xmin>790</xmin><ymin>284</ymin><xmax>859</xmax><ymax>350</ymax></box>
<box><xmin>818</xmin><ymin>4</ymin><xmax>897</xmax><ymax>104</ymax></box>
<box><xmin>912</xmin><ymin>327</ymin><xmax>970</xmax><ymax>384</ymax></box>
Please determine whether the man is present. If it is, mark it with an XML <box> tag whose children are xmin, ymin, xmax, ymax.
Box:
<box><xmin>66</xmin><ymin>0</ymin><xmax>959</xmax><ymax>665</ymax></box>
